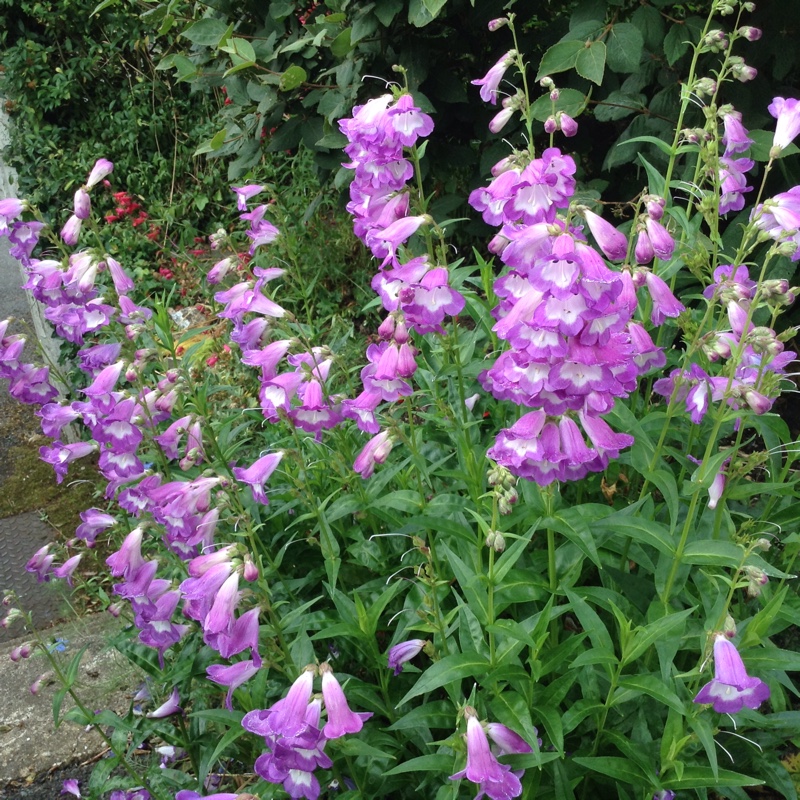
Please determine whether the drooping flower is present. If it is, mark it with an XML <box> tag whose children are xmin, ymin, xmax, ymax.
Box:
<box><xmin>471</xmin><ymin>51</ymin><xmax>516</xmax><ymax>105</ymax></box>
<box><xmin>449</xmin><ymin>709</ymin><xmax>523</xmax><ymax>800</ymax></box>
<box><xmin>232</xmin><ymin>451</ymin><xmax>284</xmax><ymax>505</ymax></box>
<box><xmin>146</xmin><ymin>687</ymin><xmax>182</xmax><ymax>718</ymax></box>
<box><xmin>319</xmin><ymin>662</ymin><xmax>372</xmax><ymax>739</ymax></box>
<box><xmin>61</xmin><ymin>779</ymin><xmax>81</xmax><ymax>798</ymax></box>
<box><xmin>694</xmin><ymin>634</ymin><xmax>770</xmax><ymax>713</ymax></box>
<box><xmin>387</xmin><ymin>639</ymin><xmax>427</xmax><ymax>675</ymax></box>
<box><xmin>86</xmin><ymin>158</ymin><xmax>114</xmax><ymax>188</ymax></box>
<box><xmin>768</xmin><ymin>96</ymin><xmax>800</xmax><ymax>152</ymax></box>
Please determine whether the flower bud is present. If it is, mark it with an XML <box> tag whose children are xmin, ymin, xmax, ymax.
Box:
<box><xmin>485</xmin><ymin>531</ymin><xmax>506</xmax><ymax>552</ymax></box>
<box><xmin>723</xmin><ymin>615</ymin><xmax>737</xmax><ymax>638</ymax></box>
<box><xmin>738</xmin><ymin>25</ymin><xmax>762</xmax><ymax>41</ymax></box>
<box><xmin>539</xmin><ymin>77</ymin><xmax>555</xmax><ymax>90</ymax></box>
<box><xmin>754</xmin><ymin>537</ymin><xmax>771</xmax><ymax>551</ymax></box>
<box><xmin>703</xmin><ymin>30</ymin><xmax>729</xmax><ymax>51</ymax></box>
<box><xmin>488</xmin><ymin>17</ymin><xmax>508</xmax><ymax>31</ymax></box>
<box><xmin>549</xmin><ymin>88</ymin><xmax>560</xmax><ymax>102</ymax></box>
<box><xmin>643</xmin><ymin>194</ymin><xmax>666</xmax><ymax>221</ymax></box>
<box><xmin>693</xmin><ymin>78</ymin><xmax>718</xmax><ymax>96</ymax></box>
<box><xmin>544</xmin><ymin>116</ymin><xmax>557</xmax><ymax>134</ymax></box>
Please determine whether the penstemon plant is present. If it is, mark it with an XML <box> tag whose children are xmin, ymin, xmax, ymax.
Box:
<box><xmin>1</xmin><ymin>2</ymin><xmax>800</xmax><ymax>800</ymax></box>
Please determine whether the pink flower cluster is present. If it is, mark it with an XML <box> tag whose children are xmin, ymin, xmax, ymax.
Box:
<box><xmin>449</xmin><ymin>708</ymin><xmax>534</xmax><ymax>800</ymax></box>
<box><xmin>654</xmin><ymin>265</ymin><xmax>795</xmax><ymax>422</ymax></box>
<box><xmin>337</xmin><ymin>92</ymin><xmax>465</xmax><ymax>476</ymax></box>
<box><xmin>242</xmin><ymin>663</ymin><xmax>372</xmax><ymax>800</ymax></box>
<box><xmin>469</xmin><ymin>143</ymin><xmax>682</xmax><ymax>484</ymax></box>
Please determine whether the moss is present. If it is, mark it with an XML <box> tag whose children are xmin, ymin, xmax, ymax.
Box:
<box><xmin>0</xmin><ymin>393</ymin><xmax>101</xmax><ymax>536</ymax></box>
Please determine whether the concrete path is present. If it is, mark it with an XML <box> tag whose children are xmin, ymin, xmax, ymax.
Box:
<box><xmin>0</xmin><ymin>107</ymin><xmax>139</xmax><ymax>792</ymax></box>
<box><xmin>0</xmin><ymin>104</ymin><xmax>68</xmax><ymax>643</ymax></box>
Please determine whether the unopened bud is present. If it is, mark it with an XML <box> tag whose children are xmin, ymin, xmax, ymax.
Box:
<box><xmin>539</xmin><ymin>77</ymin><xmax>555</xmax><ymax>90</ymax></box>
<box><xmin>544</xmin><ymin>116</ymin><xmax>557</xmax><ymax>134</ymax></box>
<box><xmin>488</xmin><ymin>17</ymin><xmax>508</xmax><ymax>31</ymax></box>
<box><xmin>485</xmin><ymin>531</ymin><xmax>506</xmax><ymax>552</ymax></box>
<box><xmin>243</xmin><ymin>554</ymin><xmax>259</xmax><ymax>582</ymax></box>
<box><xmin>742</xmin><ymin>1</ymin><xmax>756</xmax><ymax>10</ymax></box>
<box><xmin>737</xmin><ymin>26</ymin><xmax>762</xmax><ymax>41</ymax></box>
<box><xmin>703</xmin><ymin>30</ymin><xmax>729</xmax><ymax>51</ymax></box>
<box><xmin>754</xmin><ymin>537</ymin><xmax>772</xmax><ymax>552</ymax></box>
<box><xmin>774</xmin><ymin>240</ymin><xmax>799</xmax><ymax>258</ymax></box>
<box><xmin>723</xmin><ymin>615</ymin><xmax>737</xmax><ymax>638</ymax></box>
<box><xmin>549</xmin><ymin>88</ymin><xmax>560</xmax><ymax>102</ymax></box>
<box><xmin>693</xmin><ymin>78</ymin><xmax>718</xmax><ymax>96</ymax></box>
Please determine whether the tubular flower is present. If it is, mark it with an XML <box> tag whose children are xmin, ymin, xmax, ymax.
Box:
<box><xmin>387</xmin><ymin>639</ymin><xmax>427</xmax><ymax>675</ymax></box>
<box><xmin>449</xmin><ymin>709</ymin><xmax>525</xmax><ymax>800</ymax></box>
<box><xmin>694</xmin><ymin>635</ymin><xmax>770</xmax><ymax>713</ymax></box>
<box><xmin>769</xmin><ymin>96</ymin><xmax>800</xmax><ymax>152</ymax></box>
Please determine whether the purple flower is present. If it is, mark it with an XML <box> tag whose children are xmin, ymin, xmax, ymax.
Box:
<box><xmin>694</xmin><ymin>635</ymin><xmax>770</xmax><ymax>713</ymax></box>
<box><xmin>86</xmin><ymin>158</ymin><xmax>113</xmax><ymax>188</ymax></box>
<box><xmin>719</xmin><ymin>156</ymin><xmax>754</xmax><ymax>215</ymax></box>
<box><xmin>319</xmin><ymin>663</ymin><xmax>372</xmax><ymax>739</ymax></box>
<box><xmin>207</xmin><ymin>659</ymin><xmax>260</xmax><ymax>710</ymax></box>
<box><xmin>720</xmin><ymin>108</ymin><xmax>753</xmax><ymax>155</ymax></box>
<box><xmin>73</xmin><ymin>188</ymin><xmax>91</xmax><ymax>220</ymax></box>
<box><xmin>60</xmin><ymin>214</ymin><xmax>82</xmax><ymax>246</ymax></box>
<box><xmin>61</xmin><ymin>779</ymin><xmax>81</xmax><ymax>798</ymax></box>
<box><xmin>26</xmin><ymin>545</ymin><xmax>54</xmax><ymax>583</ymax></box>
<box><xmin>100</xmin><ymin>256</ymin><xmax>131</xmax><ymax>295</ymax></box>
<box><xmin>387</xmin><ymin>639</ymin><xmax>426</xmax><ymax>675</ymax></box>
<box><xmin>52</xmin><ymin>555</ymin><xmax>82</xmax><ymax>587</ymax></box>
<box><xmin>559</xmin><ymin>112</ymin><xmax>578</xmax><ymax>137</ymax></box>
<box><xmin>450</xmin><ymin>710</ymin><xmax>523</xmax><ymax>800</ymax></box>
<box><xmin>231</xmin><ymin>183</ymin><xmax>264</xmax><ymax>211</ymax></box>
<box><xmin>769</xmin><ymin>96</ymin><xmax>800</xmax><ymax>152</ymax></box>
<box><xmin>353</xmin><ymin>430</ymin><xmax>394</xmax><ymax>479</ymax></box>
<box><xmin>581</xmin><ymin>209</ymin><xmax>627</xmax><ymax>261</ymax></box>
<box><xmin>232</xmin><ymin>451</ymin><xmax>284</xmax><ymax>505</ymax></box>
<box><xmin>472</xmin><ymin>51</ymin><xmax>516</xmax><ymax>105</ymax></box>
<box><xmin>0</xmin><ymin>197</ymin><xmax>27</xmax><ymax>235</ymax></box>
<box><xmin>147</xmin><ymin>686</ymin><xmax>182</xmax><ymax>718</ymax></box>
<box><xmin>643</xmin><ymin>271</ymin><xmax>684</xmax><ymax>325</ymax></box>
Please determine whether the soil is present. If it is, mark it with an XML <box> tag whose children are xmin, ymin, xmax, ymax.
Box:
<box><xmin>1</xmin><ymin>759</ymin><xmax>97</xmax><ymax>800</ymax></box>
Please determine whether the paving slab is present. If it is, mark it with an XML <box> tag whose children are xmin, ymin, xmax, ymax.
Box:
<box><xmin>0</xmin><ymin>614</ymin><xmax>141</xmax><ymax>788</ymax></box>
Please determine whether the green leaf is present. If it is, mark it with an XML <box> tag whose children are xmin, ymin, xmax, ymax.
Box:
<box><xmin>605</xmin><ymin>23</ymin><xmax>644</xmax><ymax>72</ymax></box>
<box><xmin>682</xmin><ymin>540</ymin><xmax>744</xmax><ymax>568</ymax></box>
<box><xmin>623</xmin><ymin>608</ymin><xmax>694</xmax><ymax>665</ymax></box>
<box><xmin>664</xmin><ymin>766</ymin><xmax>763</xmax><ymax>789</ymax></box>
<box><xmin>92</xmin><ymin>0</ymin><xmax>119</xmax><ymax>13</ymax></box>
<box><xmin>749</xmin><ymin>129</ymin><xmax>800</xmax><ymax>161</ymax></box>
<box><xmin>565</xmin><ymin>589</ymin><xmax>614</xmax><ymax>653</ymax></box>
<box><xmin>562</xmin><ymin>20</ymin><xmax>605</xmax><ymax>42</ymax></box>
<box><xmin>224</xmin><ymin>60</ymin><xmax>256</xmax><ymax>77</ymax></box>
<box><xmin>398</xmin><ymin>653</ymin><xmax>492</xmax><ymax>705</ymax></box>
<box><xmin>664</xmin><ymin>24</ymin><xmax>690</xmax><ymax>66</ymax></box>
<box><xmin>222</xmin><ymin>37</ymin><xmax>255</xmax><ymax>62</ymax></box>
<box><xmin>279</xmin><ymin>65</ymin><xmax>308</xmax><ymax>91</ymax></box>
<box><xmin>329</xmin><ymin>28</ymin><xmax>353</xmax><ymax>58</ymax></box>
<box><xmin>536</xmin><ymin>41</ymin><xmax>585</xmax><ymax>82</ymax></box>
<box><xmin>375</xmin><ymin>0</ymin><xmax>403</xmax><ymax>26</ymax></box>
<box><xmin>745</xmin><ymin>647</ymin><xmax>800</xmax><ymax>672</ymax></box>
<box><xmin>573</xmin><ymin>756</ymin><xmax>649</xmax><ymax>785</ymax></box>
<box><xmin>422</xmin><ymin>0</ymin><xmax>448</xmax><ymax>17</ymax></box>
<box><xmin>171</xmin><ymin>55</ymin><xmax>198</xmax><ymax>82</ymax></box>
<box><xmin>385</xmin><ymin>754</ymin><xmax>452</xmax><ymax>775</ymax></box>
<box><xmin>615</xmin><ymin>675</ymin><xmax>685</xmax><ymax>713</ymax></box>
<box><xmin>270</xmin><ymin>2</ymin><xmax>295</xmax><ymax>20</ymax></box>
<box><xmin>575</xmin><ymin>41</ymin><xmax>606</xmax><ymax>85</ymax></box>
<box><xmin>594</xmin><ymin>90</ymin><xmax>646</xmax><ymax>121</ymax></box>
<box><xmin>388</xmin><ymin>700</ymin><xmax>453</xmax><ymax>731</ymax></box>
<box><xmin>181</xmin><ymin>18</ymin><xmax>230</xmax><ymax>46</ymax></box>
<box><xmin>530</xmin><ymin>89</ymin><xmax>587</xmax><ymax>123</ymax></box>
